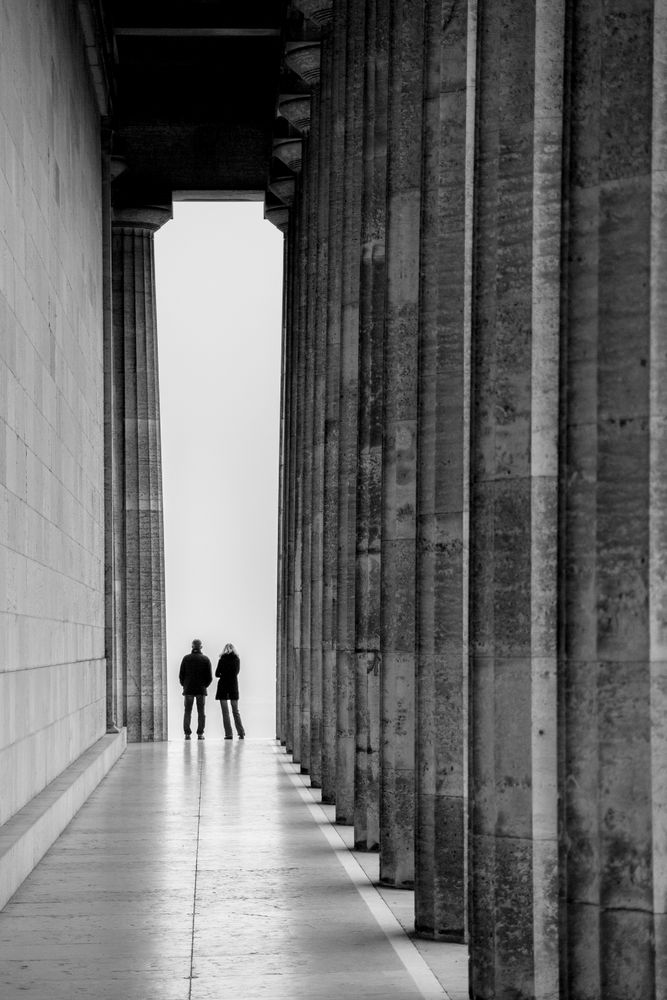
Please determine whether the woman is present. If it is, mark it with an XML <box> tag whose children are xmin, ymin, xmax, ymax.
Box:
<box><xmin>215</xmin><ymin>643</ymin><xmax>246</xmax><ymax>739</ymax></box>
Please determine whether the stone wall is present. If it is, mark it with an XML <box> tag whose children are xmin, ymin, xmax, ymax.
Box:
<box><xmin>0</xmin><ymin>0</ymin><xmax>106</xmax><ymax>826</ymax></box>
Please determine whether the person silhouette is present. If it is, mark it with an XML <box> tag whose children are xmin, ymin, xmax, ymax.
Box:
<box><xmin>215</xmin><ymin>643</ymin><xmax>246</xmax><ymax>739</ymax></box>
<box><xmin>179</xmin><ymin>638</ymin><xmax>213</xmax><ymax>740</ymax></box>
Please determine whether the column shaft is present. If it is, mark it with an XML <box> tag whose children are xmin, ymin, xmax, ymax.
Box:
<box><xmin>560</xmin><ymin>2</ymin><xmax>665</xmax><ymax>996</ymax></box>
<box><xmin>309</xmin><ymin>85</ymin><xmax>326</xmax><ymax>788</ymax></box>
<box><xmin>276</xmin><ymin>234</ymin><xmax>289</xmax><ymax>743</ymax></box>
<box><xmin>321</xmin><ymin>3</ymin><xmax>347</xmax><ymax>804</ymax></box>
<box><xmin>379</xmin><ymin>0</ymin><xmax>425</xmax><ymax>888</ymax></box>
<box><xmin>111</xmin><ymin>211</ymin><xmax>170</xmax><ymax>741</ymax></box>
<box><xmin>469</xmin><ymin>1</ymin><xmax>562</xmax><ymax>994</ymax></box>
<box><xmin>414</xmin><ymin>0</ymin><xmax>470</xmax><ymax>941</ymax></box>
<box><xmin>354</xmin><ymin>0</ymin><xmax>389</xmax><ymax>851</ymax></box>
<box><xmin>297</xmin><ymin>161</ymin><xmax>312</xmax><ymax>773</ymax></box>
<box><xmin>334</xmin><ymin>0</ymin><xmax>365</xmax><ymax>824</ymax></box>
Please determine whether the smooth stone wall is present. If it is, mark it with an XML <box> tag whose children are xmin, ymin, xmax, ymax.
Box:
<box><xmin>0</xmin><ymin>0</ymin><xmax>107</xmax><ymax>826</ymax></box>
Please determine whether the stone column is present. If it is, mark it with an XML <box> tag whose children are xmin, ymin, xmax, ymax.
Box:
<box><xmin>560</xmin><ymin>3</ymin><xmax>666</xmax><ymax>997</ymax></box>
<box><xmin>111</xmin><ymin>204</ymin><xmax>171</xmax><ymax>742</ymax></box>
<box><xmin>308</xmin><ymin>82</ymin><xmax>326</xmax><ymax>789</ymax></box>
<box><xmin>284</xmin><ymin>209</ymin><xmax>301</xmax><ymax>756</ymax></box>
<box><xmin>294</xmin><ymin>163</ymin><xmax>309</xmax><ymax>770</ymax></box>
<box><xmin>333</xmin><ymin>0</ymin><xmax>365</xmax><ymax>825</ymax></box>
<box><xmin>102</xmin><ymin>137</ymin><xmax>121</xmax><ymax>734</ymax></box>
<box><xmin>379</xmin><ymin>0</ymin><xmax>425</xmax><ymax>888</ymax></box>
<box><xmin>414</xmin><ymin>0</ymin><xmax>470</xmax><ymax>942</ymax></box>
<box><xmin>321</xmin><ymin>0</ymin><xmax>347</xmax><ymax>804</ymax></box>
<box><xmin>276</xmin><ymin>233</ymin><xmax>289</xmax><ymax>743</ymax></box>
<box><xmin>468</xmin><ymin>1</ymin><xmax>563</xmax><ymax>994</ymax></box>
<box><xmin>354</xmin><ymin>0</ymin><xmax>388</xmax><ymax>852</ymax></box>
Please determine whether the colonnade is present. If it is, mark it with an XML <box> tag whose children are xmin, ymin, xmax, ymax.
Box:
<box><xmin>274</xmin><ymin>1</ymin><xmax>667</xmax><ymax>996</ymax></box>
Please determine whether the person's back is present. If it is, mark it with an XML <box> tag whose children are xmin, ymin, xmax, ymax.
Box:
<box><xmin>179</xmin><ymin>639</ymin><xmax>213</xmax><ymax>739</ymax></box>
<box><xmin>215</xmin><ymin>643</ymin><xmax>245</xmax><ymax>739</ymax></box>
<box><xmin>179</xmin><ymin>649</ymin><xmax>213</xmax><ymax>695</ymax></box>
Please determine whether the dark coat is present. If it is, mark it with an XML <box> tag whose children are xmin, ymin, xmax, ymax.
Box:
<box><xmin>179</xmin><ymin>651</ymin><xmax>213</xmax><ymax>696</ymax></box>
<box><xmin>215</xmin><ymin>652</ymin><xmax>240</xmax><ymax>700</ymax></box>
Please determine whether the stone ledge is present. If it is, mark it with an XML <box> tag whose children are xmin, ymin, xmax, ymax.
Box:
<box><xmin>0</xmin><ymin>729</ymin><xmax>127</xmax><ymax>910</ymax></box>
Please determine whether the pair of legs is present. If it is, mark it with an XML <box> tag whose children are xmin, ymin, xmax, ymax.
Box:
<box><xmin>183</xmin><ymin>694</ymin><xmax>206</xmax><ymax>736</ymax></box>
<box><xmin>220</xmin><ymin>699</ymin><xmax>245</xmax><ymax>739</ymax></box>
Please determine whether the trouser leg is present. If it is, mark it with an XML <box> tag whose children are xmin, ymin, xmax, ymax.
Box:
<box><xmin>183</xmin><ymin>695</ymin><xmax>194</xmax><ymax>735</ymax></box>
<box><xmin>220</xmin><ymin>699</ymin><xmax>233</xmax><ymax>737</ymax></box>
<box><xmin>195</xmin><ymin>694</ymin><xmax>206</xmax><ymax>735</ymax></box>
<box><xmin>231</xmin><ymin>700</ymin><xmax>245</xmax><ymax>737</ymax></box>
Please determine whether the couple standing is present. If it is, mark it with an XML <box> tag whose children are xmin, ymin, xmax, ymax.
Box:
<box><xmin>179</xmin><ymin>638</ymin><xmax>246</xmax><ymax>740</ymax></box>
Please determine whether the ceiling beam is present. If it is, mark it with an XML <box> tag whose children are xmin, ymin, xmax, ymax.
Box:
<box><xmin>114</xmin><ymin>27</ymin><xmax>281</xmax><ymax>37</ymax></box>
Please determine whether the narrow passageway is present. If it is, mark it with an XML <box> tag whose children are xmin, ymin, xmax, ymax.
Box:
<box><xmin>0</xmin><ymin>742</ymin><xmax>466</xmax><ymax>1000</ymax></box>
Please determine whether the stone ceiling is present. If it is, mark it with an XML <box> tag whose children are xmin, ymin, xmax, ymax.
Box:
<box><xmin>102</xmin><ymin>0</ymin><xmax>298</xmax><ymax>202</ymax></box>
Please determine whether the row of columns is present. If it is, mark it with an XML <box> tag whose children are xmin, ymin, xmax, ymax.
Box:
<box><xmin>275</xmin><ymin>0</ymin><xmax>667</xmax><ymax>996</ymax></box>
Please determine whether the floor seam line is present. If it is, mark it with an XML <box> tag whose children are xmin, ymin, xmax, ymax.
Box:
<box><xmin>188</xmin><ymin>748</ymin><xmax>205</xmax><ymax>1000</ymax></box>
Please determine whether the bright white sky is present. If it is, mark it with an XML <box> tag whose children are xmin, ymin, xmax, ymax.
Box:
<box><xmin>154</xmin><ymin>202</ymin><xmax>284</xmax><ymax>739</ymax></box>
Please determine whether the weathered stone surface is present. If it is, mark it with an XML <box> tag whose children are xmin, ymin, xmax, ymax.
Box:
<box><xmin>469</xmin><ymin>1</ymin><xmax>563</xmax><ymax>995</ymax></box>
<box><xmin>353</xmin><ymin>0</ymin><xmax>388</xmax><ymax>853</ymax></box>
<box><xmin>333</xmin><ymin>0</ymin><xmax>365</xmax><ymax>825</ymax></box>
<box><xmin>320</xmin><ymin>2</ymin><xmax>347</xmax><ymax>805</ymax></box>
<box><xmin>414</xmin><ymin>0</ymin><xmax>470</xmax><ymax>942</ymax></box>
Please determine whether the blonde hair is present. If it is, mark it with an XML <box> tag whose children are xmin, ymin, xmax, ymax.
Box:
<box><xmin>222</xmin><ymin>643</ymin><xmax>237</xmax><ymax>656</ymax></box>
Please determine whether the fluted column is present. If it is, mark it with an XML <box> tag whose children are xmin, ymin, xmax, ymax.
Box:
<box><xmin>354</xmin><ymin>0</ymin><xmax>388</xmax><ymax>851</ymax></box>
<box><xmin>321</xmin><ymin>1</ymin><xmax>347</xmax><ymax>804</ymax></box>
<box><xmin>276</xmin><ymin>234</ymin><xmax>289</xmax><ymax>743</ymax></box>
<box><xmin>414</xmin><ymin>0</ymin><xmax>471</xmax><ymax>941</ymax></box>
<box><xmin>295</xmin><ymin>162</ymin><xmax>311</xmax><ymax>771</ymax></box>
<box><xmin>309</xmin><ymin>69</ymin><xmax>331</xmax><ymax>790</ymax></box>
<box><xmin>103</xmin><ymin>140</ymin><xmax>122</xmax><ymax>734</ymax></box>
<box><xmin>469</xmin><ymin>1</ymin><xmax>562</xmax><ymax>994</ymax></box>
<box><xmin>111</xmin><ymin>204</ymin><xmax>171</xmax><ymax>742</ymax></box>
<box><xmin>332</xmin><ymin>0</ymin><xmax>365</xmax><ymax>824</ymax></box>
<box><xmin>560</xmin><ymin>3</ymin><xmax>666</xmax><ymax>997</ymax></box>
<box><xmin>379</xmin><ymin>0</ymin><xmax>425</xmax><ymax>888</ymax></box>
<box><xmin>284</xmin><ymin>198</ymin><xmax>302</xmax><ymax>757</ymax></box>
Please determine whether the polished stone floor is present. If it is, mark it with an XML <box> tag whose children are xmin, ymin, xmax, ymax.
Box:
<box><xmin>0</xmin><ymin>740</ymin><xmax>468</xmax><ymax>999</ymax></box>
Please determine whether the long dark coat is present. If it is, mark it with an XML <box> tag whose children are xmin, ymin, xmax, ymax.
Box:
<box><xmin>179</xmin><ymin>651</ymin><xmax>213</xmax><ymax>696</ymax></box>
<box><xmin>215</xmin><ymin>652</ymin><xmax>240</xmax><ymax>700</ymax></box>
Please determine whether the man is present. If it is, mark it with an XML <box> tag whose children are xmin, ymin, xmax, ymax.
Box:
<box><xmin>179</xmin><ymin>638</ymin><xmax>213</xmax><ymax>740</ymax></box>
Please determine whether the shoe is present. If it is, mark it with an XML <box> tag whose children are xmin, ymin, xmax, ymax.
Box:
<box><xmin>198</xmin><ymin>734</ymin><xmax>205</xmax><ymax>740</ymax></box>
<box><xmin>224</xmin><ymin>735</ymin><xmax>233</xmax><ymax>740</ymax></box>
<box><xmin>185</xmin><ymin>735</ymin><xmax>191</xmax><ymax>740</ymax></box>
<box><xmin>238</xmin><ymin>734</ymin><xmax>245</xmax><ymax>739</ymax></box>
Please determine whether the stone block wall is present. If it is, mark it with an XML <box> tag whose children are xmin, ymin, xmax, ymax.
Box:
<box><xmin>0</xmin><ymin>0</ymin><xmax>106</xmax><ymax>827</ymax></box>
